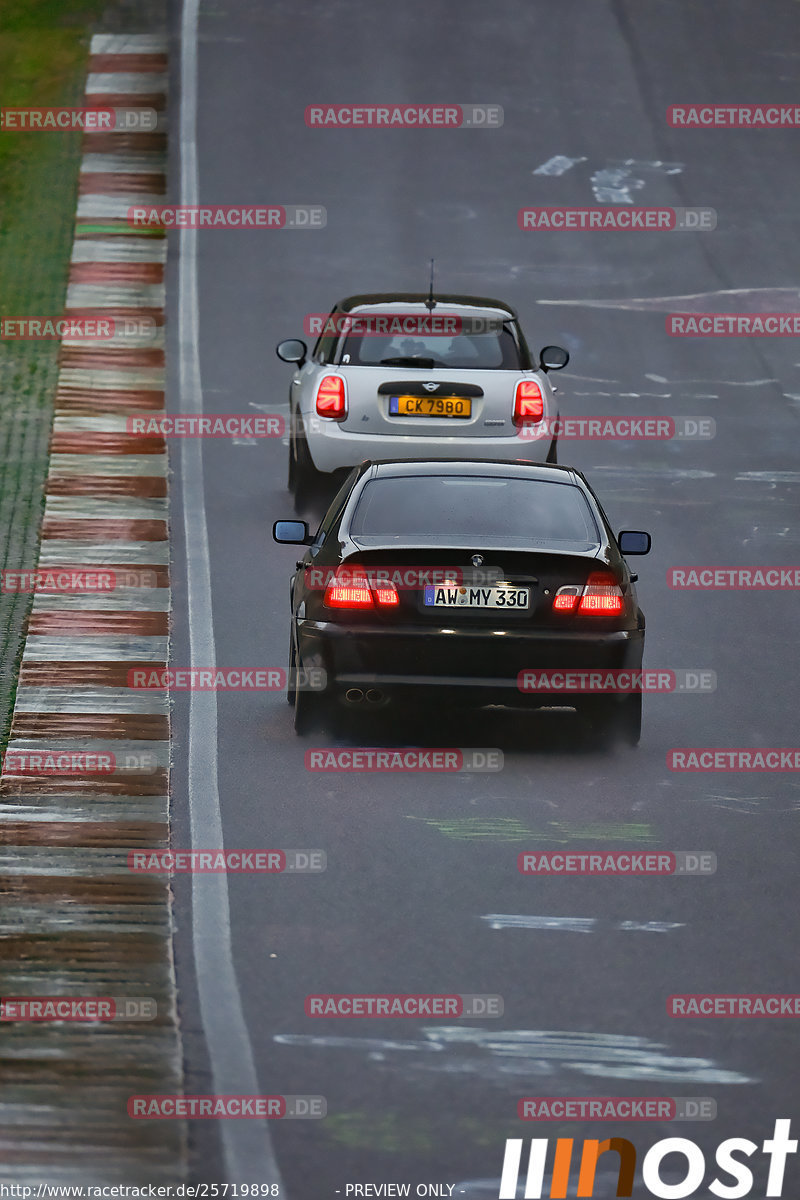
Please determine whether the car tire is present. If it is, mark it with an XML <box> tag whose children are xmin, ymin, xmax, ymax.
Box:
<box><xmin>581</xmin><ymin>693</ymin><xmax>642</xmax><ymax>748</ymax></box>
<box><xmin>617</xmin><ymin>692</ymin><xmax>642</xmax><ymax>747</ymax></box>
<box><xmin>287</xmin><ymin>635</ymin><xmax>297</xmax><ymax>705</ymax></box>
<box><xmin>294</xmin><ymin>681</ymin><xmax>326</xmax><ymax>735</ymax></box>
<box><xmin>292</xmin><ymin>644</ymin><xmax>328</xmax><ymax>734</ymax></box>
<box><xmin>546</xmin><ymin>436</ymin><xmax>558</xmax><ymax>464</ymax></box>
<box><xmin>288</xmin><ymin>414</ymin><xmax>319</xmax><ymax>497</ymax></box>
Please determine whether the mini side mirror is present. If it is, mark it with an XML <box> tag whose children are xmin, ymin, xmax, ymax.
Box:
<box><xmin>539</xmin><ymin>345</ymin><xmax>569</xmax><ymax>371</ymax></box>
<box><xmin>276</xmin><ymin>338</ymin><xmax>307</xmax><ymax>365</ymax></box>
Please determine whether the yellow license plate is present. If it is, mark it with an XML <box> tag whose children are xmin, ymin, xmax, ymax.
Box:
<box><xmin>389</xmin><ymin>394</ymin><xmax>472</xmax><ymax>419</ymax></box>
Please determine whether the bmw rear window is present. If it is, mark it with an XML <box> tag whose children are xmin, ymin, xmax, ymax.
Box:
<box><xmin>348</xmin><ymin>476</ymin><xmax>601</xmax><ymax>548</ymax></box>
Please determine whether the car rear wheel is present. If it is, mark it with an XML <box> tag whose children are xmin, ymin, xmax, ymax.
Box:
<box><xmin>292</xmin><ymin>645</ymin><xmax>328</xmax><ymax>734</ymax></box>
<box><xmin>287</xmin><ymin>636</ymin><xmax>297</xmax><ymax>705</ymax></box>
<box><xmin>288</xmin><ymin>414</ymin><xmax>319</xmax><ymax>497</ymax></box>
<box><xmin>294</xmin><ymin>680</ymin><xmax>327</xmax><ymax>735</ymax></box>
<box><xmin>617</xmin><ymin>692</ymin><xmax>642</xmax><ymax>746</ymax></box>
<box><xmin>581</xmin><ymin>693</ymin><xmax>642</xmax><ymax>748</ymax></box>
<box><xmin>546</xmin><ymin>436</ymin><xmax>558</xmax><ymax>464</ymax></box>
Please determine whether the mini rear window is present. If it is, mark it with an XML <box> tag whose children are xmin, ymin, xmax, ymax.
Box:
<box><xmin>348</xmin><ymin>475</ymin><xmax>601</xmax><ymax>547</ymax></box>
<box><xmin>339</xmin><ymin>324</ymin><xmax>522</xmax><ymax>370</ymax></box>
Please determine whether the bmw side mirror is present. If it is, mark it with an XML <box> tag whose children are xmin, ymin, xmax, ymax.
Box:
<box><xmin>273</xmin><ymin>520</ymin><xmax>311</xmax><ymax>545</ymax></box>
<box><xmin>618</xmin><ymin>530</ymin><xmax>651</xmax><ymax>555</ymax></box>
<box><xmin>539</xmin><ymin>345</ymin><xmax>569</xmax><ymax>371</ymax></box>
<box><xmin>276</xmin><ymin>338</ymin><xmax>307</xmax><ymax>365</ymax></box>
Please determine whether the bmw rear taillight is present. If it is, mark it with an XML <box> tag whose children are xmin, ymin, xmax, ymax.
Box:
<box><xmin>552</xmin><ymin>585</ymin><xmax>581</xmax><ymax>612</ymax></box>
<box><xmin>325</xmin><ymin>567</ymin><xmax>372</xmax><ymax>608</ymax></box>
<box><xmin>316</xmin><ymin>375</ymin><xmax>347</xmax><ymax>420</ymax></box>
<box><xmin>553</xmin><ymin>573</ymin><xmax>624</xmax><ymax>615</ymax></box>
<box><xmin>324</xmin><ymin>567</ymin><xmax>399</xmax><ymax>609</ymax></box>
<box><xmin>579</xmin><ymin>572</ymin><xmax>624</xmax><ymax>613</ymax></box>
<box><xmin>513</xmin><ymin>380</ymin><xmax>544</xmax><ymax>425</ymax></box>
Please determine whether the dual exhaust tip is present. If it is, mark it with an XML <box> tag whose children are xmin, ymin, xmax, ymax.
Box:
<box><xmin>345</xmin><ymin>687</ymin><xmax>385</xmax><ymax>706</ymax></box>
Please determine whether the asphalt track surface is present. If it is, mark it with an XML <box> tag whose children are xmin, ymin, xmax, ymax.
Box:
<box><xmin>166</xmin><ymin>1</ymin><xmax>800</xmax><ymax>1193</ymax></box>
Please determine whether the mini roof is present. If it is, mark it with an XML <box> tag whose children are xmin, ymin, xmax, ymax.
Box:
<box><xmin>337</xmin><ymin>293</ymin><xmax>519</xmax><ymax>318</ymax></box>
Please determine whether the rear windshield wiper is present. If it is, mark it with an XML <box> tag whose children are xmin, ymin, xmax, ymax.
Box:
<box><xmin>378</xmin><ymin>356</ymin><xmax>436</xmax><ymax>368</ymax></box>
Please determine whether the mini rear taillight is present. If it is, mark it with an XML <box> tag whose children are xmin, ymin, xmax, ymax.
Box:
<box><xmin>553</xmin><ymin>573</ymin><xmax>624</xmax><ymax>615</ymax></box>
<box><xmin>316</xmin><ymin>375</ymin><xmax>347</xmax><ymax>420</ymax></box>
<box><xmin>324</xmin><ymin>567</ymin><xmax>399</xmax><ymax>609</ymax></box>
<box><xmin>513</xmin><ymin>379</ymin><xmax>544</xmax><ymax>425</ymax></box>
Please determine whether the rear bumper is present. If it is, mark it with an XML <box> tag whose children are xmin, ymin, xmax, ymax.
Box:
<box><xmin>296</xmin><ymin>618</ymin><xmax>644</xmax><ymax>705</ymax></box>
<box><xmin>303</xmin><ymin>415</ymin><xmax>556</xmax><ymax>473</ymax></box>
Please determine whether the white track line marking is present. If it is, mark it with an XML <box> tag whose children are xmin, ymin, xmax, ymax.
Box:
<box><xmin>86</xmin><ymin>72</ymin><xmax>169</xmax><ymax>93</ymax></box>
<box><xmin>71</xmin><ymin>237</ymin><xmax>168</xmax><ymax>261</ymax></box>
<box><xmin>81</xmin><ymin>154</ymin><xmax>167</xmax><ymax>174</ymax></box>
<box><xmin>14</xmin><ymin>687</ymin><xmax>168</xmax><ymax>713</ymax></box>
<box><xmin>43</xmin><ymin>496</ymin><xmax>167</xmax><ymax>518</ymax></box>
<box><xmin>48</xmin><ymin>454</ymin><xmax>168</xmax><ymax>476</ymax></box>
<box><xmin>23</xmin><ymin>635</ymin><xmax>168</xmax><ymax>661</ymax></box>
<box><xmin>66</xmin><ymin>280</ymin><xmax>166</xmax><ymax>305</ymax></box>
<box><xmin>38</xmin><ymin>541</ymin><xmax>169</xmax><ymax>564</ymax></box>
<box><xmin>76</xmin><ymin>196</ymin><xmax>167</xmax><ymax>219</ymax></box>
<box><xmin>179</xmin><ymin>0</ymin><xmax>287</xmax><ymax>1186</ymax></box>
<box><xmin>91</xmin><ymin>34</ymin><xmax>168</xmax><ymax>53</ymax></box>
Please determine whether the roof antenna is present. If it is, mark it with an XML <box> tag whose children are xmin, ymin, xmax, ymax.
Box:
<box><xmin>425</xmin><ymin>258</ymin><xmax>436</xmax><ymax>310</ymax></box>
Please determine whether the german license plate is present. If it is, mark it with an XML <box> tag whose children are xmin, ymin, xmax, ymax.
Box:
<box><xmin>389</xmin><ymin>394</ymin><xmax>472</xmax><ymax>418</ymax></box>
<box><xmin>423</xmin><ymin>583</ymin><xmax>530</xmax><ymax>609</ymax></box>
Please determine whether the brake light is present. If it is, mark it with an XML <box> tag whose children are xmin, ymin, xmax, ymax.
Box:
<box><xmin>513</xmin><ymin>379</ymin><xmax>544</xmax><ymax>425</ymax></box>
<box><xmin>325</xmin><ymin>567</ymin><xmax>372</xmax><ymax>608</ymax></box>
<box><xmin>552</xmin><ymin>586</ymin><xmax>581</xmax><ymax>612</ymax></box>
<box><xmin>579</xmin><ymin>572</ymin><xmax>624</xmax><ymax>613</ymax></box>
<box><xmin>316</xmin><ymin>375</ymin><xmax>347</xmax><ymax>419</ymax></box>
<box><xmin>324</xmin><ymin>567</ymin><xmax>399</xmax><ymax>609</ymax></box>
<box><xmin>553</xmin><ymin>573</ymin><xmax>624</xmax><ymax>615</ymax></box>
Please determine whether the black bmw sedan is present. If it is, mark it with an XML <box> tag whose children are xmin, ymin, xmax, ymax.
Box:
<box><xmin>273</xmin><ymin>459</ymin><xmax>651</xmax><ymax>743</ymax></box>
